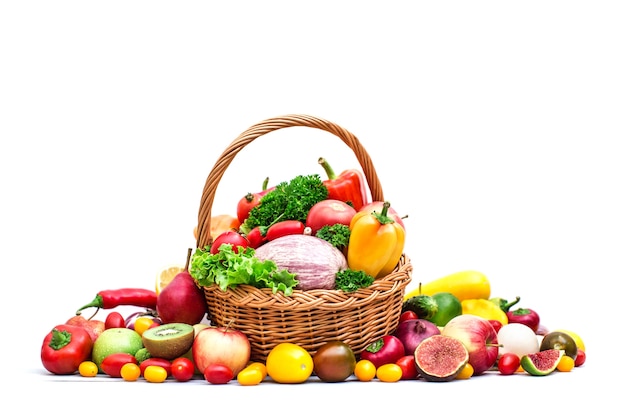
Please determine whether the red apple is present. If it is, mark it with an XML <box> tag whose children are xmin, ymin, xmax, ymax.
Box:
<box><xmin>441</xmin><ymin>314</ymin><xmax>499</xmax><ymax>375</ymax></box>
<box><xmin>192</xmin><ymin>326</ymin><xmax>251</xmax><ymax>378</ymax></box>
<box><xmin>66</xmin><ymin>315</ymin><xmax>105</xmax><ymax>343</ymax></box>
<box><xmin>305</xmin><ymin>199</ymin><xmax>356</xmax><ymax>236</ymax></box>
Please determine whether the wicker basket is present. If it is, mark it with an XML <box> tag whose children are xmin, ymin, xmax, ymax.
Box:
<box><xmin>195</xmin><ymin>114</ymin><xmax>412</xmax><ymax>362</ymax></box>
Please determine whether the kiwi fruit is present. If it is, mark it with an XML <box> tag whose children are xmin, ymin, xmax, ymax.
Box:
<box><xmin>414</xmin><ymin>335</ymin><xmax>469</xmax><ymax>382</ymax></box>
<box><xmin>141</xmin><ymin>323</ymin><xmax>195</xmax><ymax>360</ymax></box>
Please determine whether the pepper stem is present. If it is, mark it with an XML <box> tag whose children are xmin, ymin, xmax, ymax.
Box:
<box><xmin>76</xmin><ymin>295</ymin><xmax>104</xmax><ymax>315</ymax></box>
<box><xmin>318</xmin><ymin>157</ymin><xmax>337</xmax><ymax>180</ymax></box>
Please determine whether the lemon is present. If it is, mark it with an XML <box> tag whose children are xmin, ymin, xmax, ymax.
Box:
<box><xmin>553</xmin><ymin>329</ymin><xmax>586</xmax><ymax>352</ymax></box>
<box><xmin>155</xmin><ymin>264</ymin><xmax>184</xmax><ymax>295</ymax></box>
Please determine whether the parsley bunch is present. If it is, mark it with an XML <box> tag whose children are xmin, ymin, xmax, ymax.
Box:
<box><xmin>240</xmin><ymin>174</ymin><xmax>328</xmax><ymax>235</ymax></box>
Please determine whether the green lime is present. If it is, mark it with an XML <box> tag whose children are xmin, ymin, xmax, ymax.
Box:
<box><xmin>430</xmin><ymin>292</ymin><xmax>463</xmax><ymax>327</ymax></box>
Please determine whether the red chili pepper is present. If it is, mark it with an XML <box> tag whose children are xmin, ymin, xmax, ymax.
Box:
<box><xmin>506</xmin><ymin>307</ymin><xmax>541</xmax><ymax>333</ymax></box>
<box><xmin>266</xmin><ymin>220</ymin><xmax>306</xmax><ymax>241</ymax></box>
<box><xmin>246</xmin><ymin>226</ymin><xmax>268</xmax><ymax>248</ymax></box>
<box><xmin>318</xmin><ymin>157</ymin><xmax>368</xmax><ymax>211</ymax></box>
<box><xmin>76</xmin><ymin>288</ymin><xmax>158</xmax><ymax>315</ymax></box>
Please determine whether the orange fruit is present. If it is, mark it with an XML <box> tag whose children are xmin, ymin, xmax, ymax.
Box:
<box><xmin>156</xmin><ymin>264</ymin><xmax>184</xmax><ymax>295</ymax></box>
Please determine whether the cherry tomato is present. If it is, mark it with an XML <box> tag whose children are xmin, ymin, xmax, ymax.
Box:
<box><xmin>305</xmin><ymin>199</ymin><xmax>356</xmax><ymax>236</ymax></box>
<box><xmin>237</xmin><ymin>192</ymin><xmax>262</xmax><ymax>223</ymax></box>
<box><xmin>376</xmin><ymin>363</ymin><xmax>403</xmax><ymax>382</ymax></box>
<box><xmin>140</xmin><ymin>358</ymin><xmax>172</xmax><ymax>377</ymax></box>
<box><xmin>144</xmin><ymin>365</ymin><xmax>168</xmax><ymax>383</ymax></box>
<box><xmin>237</xmin><ymin>365</ymin><xmax>264</xmax><ymax>386</ymax></box>
<box><xmin>574</xmin><ymin>349</ymin><xmax>586</xmax><ymax>367</ymax></box>
<box><xmin>171</xmin><ymin>357</ymin><xmax>195</xmax><ymax>382</ymax></box>
<box><xmin>395</xmin><ymin>355</ymin><xmax>418</xmax><ymax>380</ymax></box>
<box><xmin>133</xmin><ymin>317</ymin><xmax>154</xmax><ymax>336</ymax></box>
<box><xmin>354</xmin><ymin>359</ymin><xmax>376</xmax><ymax>382</ymax></box>
<box><xmin>104</xmin><ymin>312</ymin><xmax>126</xmax><ymax>329</ymax></box>
<box><xmin>210</xmin><ymin>230</ymin><xmax>249</xmax><ymax>254</ymax></box>
<box><xmin>204</xmin><ymin>363</ymin><xmax>234</xmax><ymax>384</ymax></box>
<box><xmin>497</xmin><ymin>353</ymin><xmax>520</xmax><ymax>375</ymax></box>
<box><xmin>120</xmin><ymin>363</ymin><xmax>141</xmax><ymax>381</ymax></box>
<box><xmin>101</xmin><ymin>353</ymin><xmax>138</xmax><ymax>378</ymax></box>
<box><xmin>399</xmin><ymin>310</ymin><xmax>419</xmax><ymax>323</ymax></box>
<box><xmin>78</xmin><ymin>361</ymin><xmax>98</xmax><ymax>377</ymax></box>
<box><xmin>557</xmin><ymin>355</ymin><xmax>575</xmax><ymax>372</ymax></box>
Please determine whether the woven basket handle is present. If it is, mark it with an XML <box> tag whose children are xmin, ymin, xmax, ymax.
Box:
<box><xmin>196</xmin><ymin>114</ymin><xmax>385</xmax><ymax>249</ymax></box>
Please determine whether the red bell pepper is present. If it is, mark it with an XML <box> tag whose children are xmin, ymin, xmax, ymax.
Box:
<box><xmin>40</xmin><ymin>324</ymin><xmax>93</xmax><ymax>375</ymax></box>
<box><xmin>506</xmin><ymin>307</ymin><xmax>541</xmax><ymax>333</ymax></box>
<box><xmin>318</xmin><ymin>157</ymin><xmax>368</xmax><ymax>211</ymax></box>
<box><xmin>359</xmin><ymin>335</ymin><xmax>405</xmax><ymax>369</ymax></box>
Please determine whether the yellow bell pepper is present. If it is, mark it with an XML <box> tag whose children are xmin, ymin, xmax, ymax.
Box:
<box><xmin>461</xmin><ymin>298</ymin><xmax>509</xmax><ymax>326</ymax></box>
<box><xmin>347</xmin><ymin>201</ymin><xmax>405</xmax><ymax>279</ymax></box>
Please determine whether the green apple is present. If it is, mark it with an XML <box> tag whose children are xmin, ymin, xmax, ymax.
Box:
<box><xmin>92</xmin><ymin>328</ymin><xmax>143</xmax><ymax>372</ymax></box>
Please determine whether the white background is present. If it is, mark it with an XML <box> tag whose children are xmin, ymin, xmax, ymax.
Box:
<box><xmin>1</xmin><ymin>1</ymin><xmax>624</xmax><ymax>414</ymax></box>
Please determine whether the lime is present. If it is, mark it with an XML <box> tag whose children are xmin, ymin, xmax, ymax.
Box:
<box><xmin>429</xmin><ymin>292</ymin><xmax>463</xmax><ymax>327</ymax></box>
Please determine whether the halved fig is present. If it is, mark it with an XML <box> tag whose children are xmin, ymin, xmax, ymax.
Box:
<box><xmin>414</xmin><ymin>335</ymin><xmax>469</xmax><ymax>382</ymax></box>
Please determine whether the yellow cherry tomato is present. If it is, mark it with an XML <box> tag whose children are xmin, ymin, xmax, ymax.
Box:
<box><xmin>134</xmin><ymin>317</ymin><xmax>155</xmax><ymax>336</ymax></box>
<box><xmin>144</xmin><ymin>365</ymin><xmax>168</xmax><ymax>383</ymax></box>
<box><xmin>265</xmin><ymin>343</ymin><xmax>313</xmax><ymax>384</ymax></box>
<box><xmin>121</xmin><ymin>363</ymin><xmax>141</xmax><ymax>381</ymax></box>
<box><xmin>354</xmin><ymin>359</ymin><xmax>377</xmax><ymax>382</ymax></box>
<box><xmin>557</xmin><ymin>355</ymin><xmax>575</xmax><ymax>372</ymax></box>
<box><xmin>237</xmin><ymin>366</ymin><xmax>264</xmax><ymax>386</ymax></box>
<box><xmin>78</xmin><ymin>361</ymin><xmax>98</xmax><ymax>377</ymax></box>
<box><xmin>245</xmin><ymin>362</ymin><xmax>268</xmax><ymax>379</ymax></box>
<box><xmin>376</xmin><ymin>363</ymin><xmax>403</xmax><ymax>382</ymax></box>
<box><xmin>455</xmin><ymin>363</ymin><xmax>474</xmax><ymax>380</ymax></box>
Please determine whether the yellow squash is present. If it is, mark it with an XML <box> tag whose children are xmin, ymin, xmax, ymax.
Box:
<box><xmin>404</xmin><ymin>270</ymin><xmax>491</xmax><ymax>302</ymax></box>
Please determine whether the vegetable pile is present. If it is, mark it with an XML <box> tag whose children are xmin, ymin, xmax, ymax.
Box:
<box><xmin>38</xmin><ymin>156</ymin><xmax>588</xmax><ymax>385</ymax></box>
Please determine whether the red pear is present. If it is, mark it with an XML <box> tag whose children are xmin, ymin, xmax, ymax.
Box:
<box><xmin>156</xmin><ymin>248</ymin><xmax>208</xmax><ymax>325</ymax></box>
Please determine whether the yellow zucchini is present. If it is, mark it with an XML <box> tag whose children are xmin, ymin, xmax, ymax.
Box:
<box><xmin>404</xmin><ymin>270</ymin><xmax>491</xmax><ymax>302</ymax></box>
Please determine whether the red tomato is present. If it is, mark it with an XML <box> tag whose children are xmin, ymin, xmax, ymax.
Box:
<box><xmin>104</xmin><ymin>312</ymin><xmax>126</xmax><ymax>329</ymax></box>
<box><xmin>574</xmin><ymin>350</ymin><xmax>586</xmax><ymax>367</ymax></box>
<box><xmin>497</xmin><ymin>353</ymin><xmax>520</xmax><ymax>375</ymax></box>
<box><xmin>359</xmin><ymin>201</ymin><xmax>405</xmax><ymax>229</ymax></box>
<box><xmin>140</xmin><ymin>358</ymin><xmax>172</xmax><ymax>377</ymax></box>
<box><xmin>399</xmin><ymin>311</ymin><xmax>419</xmax><ymax>323</ymax></box>
<box><xmin>171</xmin><ymin>357</ymin><xmax>195</xmax><ymax>382</ymax></box>
<box><xmin>237</xmin><ymin>192</ymin><xmax>262</xmax><ymax>223</ymax></box>
<box><xmin>210</xmin><ymin>230</ymin><xmax>249</xmax><ymax>254</ymax></box>
<box><xmin>305</xmin><ymin>199</ymin><xmax>357</xmax><ymax>235</ymax></box>
<box><xmin>40</xmin><ymin>325</ymin><xmax>93</xmax><ymax>375</ymax></box>
<box><xmin>395</xmin><ymin>355</ymin><xmax>419</xmax><ymax>380</ymax></box>
<box><xmin>204</xmin><ymin>363</ymin><xmax>234</xmax><ymax>384</ymax></box>
<box><xmin>101</xmin><ymin>353</ymin><xmax>138</xmax><ymax>378</ymax></box>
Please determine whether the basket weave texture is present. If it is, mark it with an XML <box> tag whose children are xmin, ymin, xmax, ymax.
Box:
<box><xmin>196</xmin><ymin>114</ymin><xmax>412</xmax><ymax>362</ymax></box>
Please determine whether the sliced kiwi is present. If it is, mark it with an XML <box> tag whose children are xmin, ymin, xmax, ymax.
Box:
<box><xmin>414</xmin><ymin>335</ymin><xmax>469</xmax><ymax>382</ymax></box>
<box><xmin>141</xmin><ymin>323</ymin><xmax>195</xmax><ymax>360</ymax></box>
